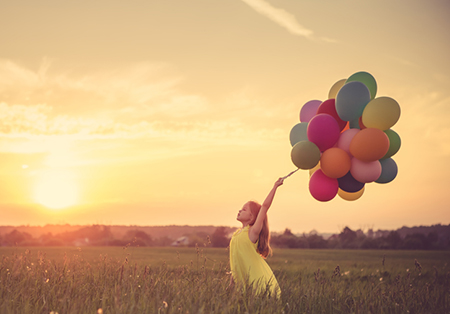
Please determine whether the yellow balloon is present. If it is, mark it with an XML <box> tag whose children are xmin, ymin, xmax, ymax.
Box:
<box><xmin>328</xmin><ymin>79</ymin><xmax>347</xmax><ymax>99</ymax></box>
<box><xmin>309</xmin><ymin>162</ymin><xmax>321</xmax><ymax>177</ymax></box>
<box><xmin>338</xmin><ymin>187</ymin><xmax>365</xmax><ymax>201</ymax></box>
<box><xmin>362</xmin><ymin>97</ymin><xmax>401</xmax><ymax>130</ymax></box>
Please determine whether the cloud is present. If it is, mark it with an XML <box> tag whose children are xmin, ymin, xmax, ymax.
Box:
<box><xmin>240</xmin><ymin>0</ymin><xmax>313</xmax><ymax>38</ymax></box>
<box><xmin>0</xmin><ymin>60</ymin><xmax>286</xmax><ymax>154</ymax></box>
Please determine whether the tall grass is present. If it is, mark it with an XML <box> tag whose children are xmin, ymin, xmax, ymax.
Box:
<box><xmin>1</xmin><ymin>247</ymin><xmax>449</xmax><ymax>313</ymax></box>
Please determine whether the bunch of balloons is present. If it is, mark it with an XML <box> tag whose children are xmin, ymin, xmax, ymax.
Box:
<box><xmin>289</xmin><ymin>71</ymin><xmax>401</xmax><ymax>202</ymax></box>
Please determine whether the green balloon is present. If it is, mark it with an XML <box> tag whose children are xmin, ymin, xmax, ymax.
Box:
<box><xmin>382</xmin><ymin>129</ymin><xmax>401</xmax><ymax>159</ymax></box>
<box><xmin>346</xmin><ymin>71</ymin><xmax>377</xmax><ymax>99</ymax></box>
<box><xmin>291</xmin><ymin>141</ymin><xmax>321</xmax><ymax>170</ymax></box>
<box><xmin>289</xmin><ymin>122</ymin><xmax>308</xmax><ymax>147</ymax></box>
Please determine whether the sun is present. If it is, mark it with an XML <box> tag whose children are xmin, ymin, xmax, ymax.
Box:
<box><xmin>34</xmin><ymin>170</ymin><xmax>78</xmax><ymax>210</ymax></box>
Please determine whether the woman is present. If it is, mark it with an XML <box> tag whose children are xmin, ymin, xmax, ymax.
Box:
<box><xmin>229</xmin><ymin>177</ymin><xmax>283</xmax><ymax>297</ymax></box>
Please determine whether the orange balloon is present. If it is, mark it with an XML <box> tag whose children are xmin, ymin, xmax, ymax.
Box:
<box><xmin>320</xmin><ymin>148</ymin><xmax>351</xmax><ymax>178</ymax></box>
<box><xmin>349</xmin><ymin>128</ymin><xmax>389</xmax><ymax>162</ymax></box>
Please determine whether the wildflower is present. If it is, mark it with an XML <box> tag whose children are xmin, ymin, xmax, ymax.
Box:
<box><xmin>97</xmin><ymin>309</ymin><xmax>103</xmax><ymax>314</ymax></box>
<box><xmin>163</xmin><ymin>301</ymin><xmax>168</xmax><ymax>308</ymax></box>
<box><xmin>379</xmin><ymin>277</ymin><xmax>383</xmax><ymax>281</ymax></box>
<box><xmin>414</xmin><ymin>259</ymin><xmax>422</xmax><ymax>273</ymax></box>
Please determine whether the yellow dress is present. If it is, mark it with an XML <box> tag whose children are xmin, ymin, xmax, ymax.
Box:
<box><xmin>229</xmin><ymin>225</ymin><xmax>281</xmax><ymax>297</ymax></box>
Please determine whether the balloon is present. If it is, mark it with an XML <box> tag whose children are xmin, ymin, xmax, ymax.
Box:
<box><xmin>358</xmin><ymin>116</ymin><xmax>366</xmax><ymax>129</ymax></box>
<box><xmin>328</xmin><ymin>78</ymin><xmax>346</xmax><ymax>99</ymax></box>
<box><xmin>307</xmin><ymin>114</ymin><xmax>340</xmax><ymax>152</ymax></box>
<box><xmin>336</xmin><ymin>128</ymin><xmax>359</xmax><ymax>155</ymax></box>
<box><xmin>300</xmin><ymin>100</ymin><xmax>321</xmax><ymax>122</ymax></box>
<box><xmin>350</xmin><ymin>158</ymin><xmax>382</xmax><ymax>183</ymax></box>
<box><xmin>289</xmin><ymin>122</ymin><xmax>308</xmax><ymax>147</ymax></box>
<box><xmin>316</xmin><ymin>99</ymin><xmax>347</xmax><ymax>131</ymax></box>
<box><xmin>341</xmin><ymin>122</ymin><xmax>350</xmax><ymax>133</ymax></box>
<box><xmin>382</xmin><ymin>129</ymin><xmax>401</xmax><ymax>159</ymax></box>
<box><xmin>320</xmin><ymin>148</ymin><xmax>351</xmax><ymax>178</ymax></box>
<box><xmin>335</xmin><ymin>81</ymin><xmax>371</xmax><ymax>122</ymax></box>
<box><xmin>338</xmin><ymin>171</ymin><xmax>365</xmax><ymax>193</ymax></box>
<box><xmin>287</xmin><ymin>72</ymin><xmax>401</xmax><ymax>202</ymax></box>
<box><xmin>376</xmin><ymin>158</ymin><xmax>398</xmax><ymax>183</ymax></box>
<box><xmin>291</xmin><ymin>141</ymin><xmax>321</xmax><ymax>170</ymax></box>
<box><xmin>362</xmin><ymin>97</ymin><xmax>401</xmax><ymax>130</ymax></box>
<box><xmin>309</xmin><ymin>169</ymin><xmax>339</xmax><ymax>202</ymax></box>
<box><xmin>338</xmin><ymin>186</ymin><xmax>365</xmax><ymax>201</ymax></box>
<box><xmin>309</xmin><ymin>162</ymin><xmax>321</xmax><ymax>177</ymax></box>
<box><xmin>346</xmin><ymin>71</ymin><xmax>377</xmax><ymax>99</ymax></box>
<box><xmin>349</xmin><ymin>128</ymin><xmax>389</xmax><ymax>162</ymax></box>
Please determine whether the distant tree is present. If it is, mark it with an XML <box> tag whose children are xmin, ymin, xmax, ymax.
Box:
<box><xmin>211</xmin><ymin>227</ymin><xmax>229</xmax><ymax>247</ymax></box>
<box><xmin>154</xmin><ymin>236</ymin><xmax>173</xmax><ymax>247</ymax></box>
<box><xmin>123</xmin><ymin>230</ymin><xmax>153</xmax><ymax>246</ymax></box>
<box><xmin>402</xmin><ymin>233</ymin><xmax>427</xmax><ymax>250</ymax></box>
<box><xmin>271</xmin><ymin>229</ymin><xmax>308</xmax><ymax>248</ymax></box>
<box><xmin>386</xmin><ymin>231</ymin><xmax>402</xmax><ymax>249</ymax></box>
<box><xmin>307</xmin><ymin>234</ymin><xmax>327</xmax><ymax>249</ymax></box>
<box><xmin>339</xmin><ymin>227</ymin><xmax>358</xmax><ymax>248</ymax></box>
<box><xmin>3</xmin><ymin>230</ymin><xmax>33</xmax><ymax>246</ymax></box>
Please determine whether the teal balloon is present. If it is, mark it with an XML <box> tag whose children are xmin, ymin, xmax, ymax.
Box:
<box><xmin>376</xmin><ymin>158</ymin><xmax>398</xmax><ymax>183</ymax></box>
<box><xmin>349</xmin><ymin>118</ymin><xmax>361</xmax><ymax>129</ymax></box>
<box><xmin>336</xmin><ymin>81</ymin><xmax>371</xmax><ymax>122</ymax></box>
<box><xmin>346</xmin><ymin>71</ymin><xmax>377</xmax><ymax>99</ymax></box>
<box><xmin>289</xmin><ymin>122</ymin><xmax>308</xmax><ymax>147</ymax></box>
<box><xmin>382</xmin><ymin>129</ymin><xmax>401</xmax><ymax>159</ymax></box>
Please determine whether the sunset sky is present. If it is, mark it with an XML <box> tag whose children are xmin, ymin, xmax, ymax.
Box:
<box><xmin>1</xmin><ymin>0</ymin><xmax>449</xmax><ymax>234</ymax></box>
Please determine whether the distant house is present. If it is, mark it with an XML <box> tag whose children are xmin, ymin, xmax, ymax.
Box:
<box><xmin>171</xmin><ymin>236</ymin><xmax>189</xmax><ymax>246</ymax></box>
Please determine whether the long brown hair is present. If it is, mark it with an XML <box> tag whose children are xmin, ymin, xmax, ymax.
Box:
<box><xmin>247</xmin><ymin>200</ymin><xmax>272</xmax><ymax>258</ymax></box>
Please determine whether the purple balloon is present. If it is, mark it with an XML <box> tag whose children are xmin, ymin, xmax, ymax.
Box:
<box><xmin>338</xmin><ymin>171</ymin><xmax>365</xmax><ymax>193</ymax></box>
<box><xmin>300</xmin><ymin>100</ymin><xmax>322</xmax><ymax>122</ymax></box>
<box><xmin>307</xmin><ymin>114</ymin><xmax>340</xmax><ymax>152</ymax></box>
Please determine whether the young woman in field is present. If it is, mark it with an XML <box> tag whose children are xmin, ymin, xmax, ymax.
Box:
<box><xmin>229</xmin><ymin>177</ymin><xmax>284</xmax><ymax>297</ymax></box>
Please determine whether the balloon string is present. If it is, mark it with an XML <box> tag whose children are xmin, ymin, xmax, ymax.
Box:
<box><xmin>281</xmin><ymin>168</ymin><xmax>300</xmax><ymax>180</ymax></box>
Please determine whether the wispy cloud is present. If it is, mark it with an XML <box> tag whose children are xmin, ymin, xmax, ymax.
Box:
<box><xmin>240</xmin><ymin>0</ymin><xmax>313</xmax><ymax>38</ymax></box>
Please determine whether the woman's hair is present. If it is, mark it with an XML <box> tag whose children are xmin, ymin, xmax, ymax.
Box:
<box><xmin>247</xmin><ymin>200</ymin><xmax>272</xmax><ymax>259</ymax></box>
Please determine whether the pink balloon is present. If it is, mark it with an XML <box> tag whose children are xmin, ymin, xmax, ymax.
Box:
<box><xmin>307</xmin><ymin>114</ymin><xmax>340</xmax><ymax>152</ymax></box>
<box><xmin>317</xmin><ymin>99</ymin><xmax>347</xmax><ymax>131</ymax></box>
<box><xmin>350</xmin><ymin>158</ymin><xmax>382</xmax><ymax>183</ymax></box>
<box><xmin>309</xmin><ymin>169</ymin><xmax>339</xmax><ymax>202</ymax></box>
<box><xmin>300</xmin><ymin>100</ymin><xmax>322</xmax><ymax>122</ymax></box>
<box><xmin>336</xmin><ymin>129</ymin><xmax>360</xmax><ymax>155</ymax></box>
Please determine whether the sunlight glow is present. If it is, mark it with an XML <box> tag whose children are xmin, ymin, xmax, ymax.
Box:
<box><xmin>34</xmin><ymin>170</ymin><xmax>78</xmax><ymax>210</ymax></box>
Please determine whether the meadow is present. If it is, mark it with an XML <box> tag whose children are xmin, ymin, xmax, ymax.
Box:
<box><xmin>1</xmin><ymin>246</ymin><xmax>449</xmax><ymax>314</ymax></box>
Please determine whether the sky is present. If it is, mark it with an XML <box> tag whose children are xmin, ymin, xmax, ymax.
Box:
<box><xmin>1</xmin><ymin>0</ymin><xmax>449</xmax><ymax>234</ymax></box>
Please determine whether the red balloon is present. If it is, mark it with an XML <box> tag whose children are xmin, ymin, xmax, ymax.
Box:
<box><xmin>317</xmin><ymin>99</ymin><xmax>348</xmax><ymax>131</ymax></box>
<box><xmin>309</xmin><ymin>169</ymin><xmax>339</xmax><ymax>202</ymax></box>
<box><xmin>307</xmin><ymin>114</ymin><xmax>341</xmax><ymax>152</ymax></box>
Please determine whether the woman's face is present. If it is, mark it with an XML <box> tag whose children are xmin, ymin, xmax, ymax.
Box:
<box><xmin>237</xmin><ymin>202</ymin><xmax>254</xmax><ymax>223</ymax></box>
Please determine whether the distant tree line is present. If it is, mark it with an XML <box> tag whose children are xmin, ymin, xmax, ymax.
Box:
<box><xmin>271</xmin><ymin>227</ymin><xmax>450</xmax><ymax>250</ymax></box>
<box><xmin>1</xmin><ymin>225</ymin><xmax>449</xmax><ymax>250</ymax></box>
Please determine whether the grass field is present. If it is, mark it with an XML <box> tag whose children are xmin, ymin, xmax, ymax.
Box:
<box><xmin>1</xmin><ymin>246</ymin><xmax>449</xmax><ymax>313</ymax></box>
